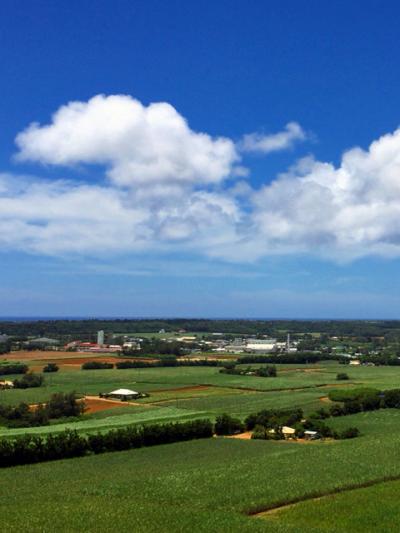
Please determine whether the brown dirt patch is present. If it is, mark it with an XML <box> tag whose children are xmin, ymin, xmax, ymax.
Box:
<box><xmin>5</xmin><ymin>350</ymin><xmax>84</xmax><ymax>361</ymax></box>
<box><xmin>279</xmin><ymin>367</ymin><xmax>322</xmax><ymax>373</ymax></box>
<box><xmin>83</xmin><ymin>396</ymin><xmax>136</xmax><ymax>414</ymax></box>
<box><xmin>320</xmin><ymin>396</ymin><xmax>332</xmax><ymax>403</ymax></box>
<box><xmin>2</xmin><ymin>351</ymin><xmax>159</xmax><ymax>371</ymax></box>
<box><xmin>227</xmin><ymin>431</ymin><xmax>253</xmax><ymax>440</ymax></box>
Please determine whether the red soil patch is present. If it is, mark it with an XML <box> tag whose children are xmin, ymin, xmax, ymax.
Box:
<box><xmin>5</xmin><ymin>351</ymin><xmax>85</xmax><ymax>361</ymax></box>
<box><xmin>2</xmin><ymin>351</ymin><xmax>159</xmax><ymax>370</ymax></box>
<box><xmin>227</xmin><ymin>431</ymin><xmax>253</xmax><ymax>440</ymax></box>
<box><xmin>83</xmin><ymin>397</ymin><xmax>134</xmax><ymax>414</ymax></box>
<box><xmin>29</xmin><ymin>396</ymin><xmax>145</xmax><ymax>415</ymax></box>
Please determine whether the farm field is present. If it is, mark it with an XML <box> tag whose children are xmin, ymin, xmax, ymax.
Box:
<box><xmin>2</xmin><ymin>356</ymin><xmax>400</xmax><ymax>437</ymax></box>
<box><xmin>2</xmin><ymin>353</ymin><xmax>400</xmax><ymax>531</ymax></box>
<box><xmin>2</xmin><ymin>408</ymin><xmax>400</xmax><ymax>532</ymax></box>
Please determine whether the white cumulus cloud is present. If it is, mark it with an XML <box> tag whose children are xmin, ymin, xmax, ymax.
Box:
<box><xmin>247</xmin><ymin>127</ymin><xmax>400</xmax><ymax>260</ymax></box>
<box><xmin>16</xmin><ymin>94</ymin><xmax>240</xmax><ymax>188</ymax></box>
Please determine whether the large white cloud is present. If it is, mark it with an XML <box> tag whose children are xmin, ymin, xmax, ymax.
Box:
<box><xmin>0</xmin><ymin>174</ymin><xmax>241</xmax><ymax>256</ymax></box>
<box><xmin>247</xmin><ymin>127</ymin><xmax>400</xmax><ymax>260</ymax></box>
<box><xmin>16</xmin><ymin>94</ymin><xmax>239</xmax><ymax>188</ymax></box>
<box><xmin>4</xmin><ymin>95</ymin><xmax>400</xmax><ymax>263</ymax></box>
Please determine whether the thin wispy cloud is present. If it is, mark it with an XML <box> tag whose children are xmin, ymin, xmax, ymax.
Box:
<box><xmin>239</xmin><ymin>122</ymin><xmax>307</xmax><ymax>154</ymax></box>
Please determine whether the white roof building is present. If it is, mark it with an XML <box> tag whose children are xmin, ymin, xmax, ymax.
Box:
<box><xmin>109</xmin><ymin>388</ymin><xmax>139</xmax><ymax>396</ymax></box>
<box><xmin>282</xmin><ymin>426</ymin><xmax>296</xmax><ymax>435</ymax></box>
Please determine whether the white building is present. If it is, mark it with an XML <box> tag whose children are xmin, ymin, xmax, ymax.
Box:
<box><xmin>245</xmin><ymin>338</ymin><xmax>277</xmax><ymax>353</ymax></box>
<box><xmin>97</xmin><ymin>330</ymin><xmax>105</xmax><ymax>346</ymax></box>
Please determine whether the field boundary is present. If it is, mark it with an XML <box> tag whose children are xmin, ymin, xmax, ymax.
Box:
<box><xmin>248</xmin><ymin>474</ymin><xmax>400</xmax><ymax>518</ymax></box>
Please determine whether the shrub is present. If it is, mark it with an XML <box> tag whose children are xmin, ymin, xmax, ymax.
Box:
<box><xmin>251</xmin><ymin>425</ymin><xmax>267</xmax><ymax>440</ymax></box>
<box><xmin>47</xmin><ymin>392</ymin><xmax>85</xmax><ymax>418</ymax></box>
<box><xmin>256</xmin><ymin>365</ymin><xmax>277</xmax><ymax>377</ymax></box>
<box><xmin>13</xmin><ymin>372</ymin><xmax>44</xmax><ymax>389</ymax></box>
<box><xmin>382</xmin><ymin>389</ymin><xmax>400</xmax><ymax>408</ymax></box>
<box><xmin>81</xmin><ymin>361</ymin><xmax>114</xmax><ymax>370</ymax></box>
<box><xmin>0</xmin><ymin>363</ymin><xmax>28</xmax><ymax>375</ymax></box>
<box><xmin>336</xmin><ymin>372</ymin><xmax>349</xmax><ymax>380</ymax></box>
<box><xmin>329</xmin><ymin>403</ymin><xmax>345</xmax><ymax>417</ymax></box>
<box><xmin>339</xmin><ymin>427</ymin><xmax>360</xmax><ymax>439</ymax></box>
<box><xmin>312</xmin><ymin>408</ymin><xmax>330</xmax><ymax>419</ymax></box>
<box><xmin>43</xmin><ymin>363</ymin><xmax>59</xmax><ymax>373</ymax></box>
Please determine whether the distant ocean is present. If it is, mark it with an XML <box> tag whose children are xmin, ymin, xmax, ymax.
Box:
<box><xmin>0</xmin><ymin>316</ymin><xmax>387</xmax><ymax>322</ymax></box>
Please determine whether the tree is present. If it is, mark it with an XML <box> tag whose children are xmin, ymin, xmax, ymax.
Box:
<box><xmin>13</xmin><ymin>373</ymin><xmax>44</xmax><ymax>389</ymax></box>
<box><xmin>43</xmin><ymin>363</ymin><xmax>59</xmax><ymax>373</ymax></box>
<box><xmin>214</xmin><ymin>414</ymin><xmax>244</xmax><ymax>435</ymax></box>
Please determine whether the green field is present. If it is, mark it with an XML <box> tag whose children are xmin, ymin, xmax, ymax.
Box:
<box><xmin>2</xmin><ymin>356</ymin><xmax>400</xmax><ymax>531</ymax></box>
<box><xmin>3</xmin><ymin>408</ymin><xmax>400</xmax><ymax>532</ymax></box>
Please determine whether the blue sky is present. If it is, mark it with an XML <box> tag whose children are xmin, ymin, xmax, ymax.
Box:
<box><xmin>1</xmin><ymin>0</ymin><xmax>400</xmax><ymax>318</ymax></box>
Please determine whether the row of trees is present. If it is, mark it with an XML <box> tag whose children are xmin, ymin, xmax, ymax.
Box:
<box><xmin>2</xmin><ymin>318</ymin><xmax>400</xmax><ymax>338</ymax></box>
<box><xmin>81</xmin><ymin>361</ymin><xmax>114</xmax><ymax>370</ymax></box>
<box><xmin>326</xmin><ymin>387</ymin><xmax>400</xmax><ymax>415</ymax></box>
<box><xmin>238</xmin><ymin>353</ymin><xmax>345</xmax><ymax>365</ymax></box>
<box><xmin>0</xmin><ymin>419</ymin><xmax>213</xmax><ymax>467</ymax></box>
<box><xmin>219</xmin><ymin>364</ymin><xmax>277</xmax><ymax>377</ymax></box>
<box><xmin>0</xmin><ymin>363</ymin><xmax>28</xmax><ymax>375</ymax></box>
<box><xmin>82</xmin><ymin>358</ymin><xmax>222</xmax><ymax>370</ymax></box>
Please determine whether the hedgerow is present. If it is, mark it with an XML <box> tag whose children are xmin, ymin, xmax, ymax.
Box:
<box><xmin>0</xmin><ymin>418</ymin><xmax>213</xmax><ymax>467</ymax></box>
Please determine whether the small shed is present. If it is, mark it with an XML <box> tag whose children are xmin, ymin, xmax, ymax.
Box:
<box><xmin>0</xmin><ymin>380</ymin><xmax>14</xmax><ymax>389</ymax></box>
<box><xmin>107</xmin><ymin>388</ymin><xmax>140</xmax><ymax>401</ymax></box>
<box><xmin>282</xmin><ymin>426</ymin><xmax>296</xmax><ymax>439</ymax></box>
<box><xmin>304</xmin><ymin>430</ymin><xmax>319</xmax><ymax>440</ymax></box>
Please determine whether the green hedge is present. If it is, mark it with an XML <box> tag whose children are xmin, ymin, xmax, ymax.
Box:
<box><xmin>0</xmin><ymin>419</ymin><xmax>213</xmax><ymax>467</ymax></box>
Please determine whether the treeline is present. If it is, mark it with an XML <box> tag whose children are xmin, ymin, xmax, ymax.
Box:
<box><xmin>0</xmin><ymin>393</ymin><xmax>84</xmax><ymax>428</ymax></box>
<box><xmin>238</xmin><ymin>352</ymin><xmax>345</xmax><ymax>365</ymax></box>
<box><xmin>2</xmin><ymin>318</ymin><xmax>400</xmax><ymax>339</ymax></box>
<box><xmin>0</xmin><ymin>419</ymin><xmax>213</xmax><ymax>467</ymax></box>
<box><xmin>356</xmin><ymin>354</ymin><xmax>400</xmax><ymax>366</ymax></box>
<box><xmin>219</xmin><ymin>364</ymin><xmax>277</xmax><ymax>377</ymax></box>
<box><xmin>82</xmin><ymin>358</ymin><xmax>222</xmax><ymax>370</ymax></box>
<box><xmin>0</xmin><ymin>341</ymin><xmax>11</xmax><ymax>355</ymax></box>
<box><xmin>327</xmin><ymin>387</ymin><xmax>400</xmax><ymax>414</ymax></box>
<box><xmin>82</xmin><ymin>361</ymin><xmax>114</xmax><ymax>370</ymax></box>
<box><xmin>0</xmin><ymin>363</ymin><xmax>28</xmax><ymax>375</ymax></box>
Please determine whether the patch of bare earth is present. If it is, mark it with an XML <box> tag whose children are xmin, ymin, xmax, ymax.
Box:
<box><xmin>227</xmin><ymin>431</ymin><xmax>253</xmax><ymax>440</ymax></box>
<box><xmin>320</xmin><ymin>396</ymin><xmax>332</xmax><ymax>403</ymax></box>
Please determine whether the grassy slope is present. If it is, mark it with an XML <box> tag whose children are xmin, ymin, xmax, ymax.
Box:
<box><xmin>260</xmin><ymin>478</ymin><xmax>400</xmax><ymax>532</ymax></box>
<box><xmin>3</xmin><ymin>409</ymin><xmax>400</xmax><ymax>532</ymax></box>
